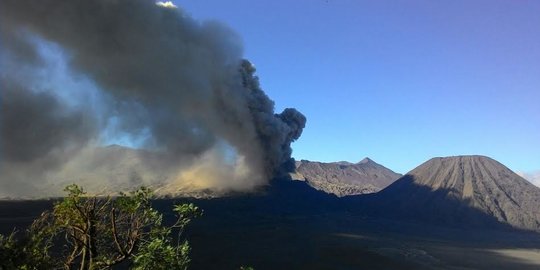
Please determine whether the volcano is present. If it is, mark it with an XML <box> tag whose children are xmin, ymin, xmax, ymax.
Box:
<box><xmin>370</xmin><ymin>155</ymin><xmax>540</xmax><ymax>231</ymax></box>
<box><xmin>291</xmin><ymin>158</ymin><xmax>401</xmax><ymax>196</ymax></box>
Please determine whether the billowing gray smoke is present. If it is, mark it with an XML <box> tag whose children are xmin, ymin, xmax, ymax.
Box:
<box><xmin>0</xmin><ymin>0</ymin><xmax>306</xmax><ymax>198</ymax></box>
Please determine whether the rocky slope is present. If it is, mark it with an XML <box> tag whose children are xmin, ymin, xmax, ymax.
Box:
<box><xmin>373</xmin><ymin>155</ymin><xmax>540</xmax><ymax>231</ymax></box>
<box><xmin>291</xmin><ymin>158</ymin><xmax>401</xmax><ymax>196</ymax></box>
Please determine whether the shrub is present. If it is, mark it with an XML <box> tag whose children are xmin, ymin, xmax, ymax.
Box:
<box><xmin>0</xmin><ymin>184</ymin><xmax>202</xmax><ymax>270</ymax></box>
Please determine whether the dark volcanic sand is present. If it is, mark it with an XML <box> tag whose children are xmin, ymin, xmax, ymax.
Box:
<box><xmin>2</xmin><ymin>180</ymin><xmax>540</xmax><ymax>270</ymax></box>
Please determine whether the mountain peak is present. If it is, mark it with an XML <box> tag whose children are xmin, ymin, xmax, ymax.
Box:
<box><xmin>378</xmin><ymin>155</ymin><xmax>540</xmax><ymax>231</ymax></box>
<box><xmin>428</xmin><ymin>155</ymin><xmax>494</xmax><ymax>163</ymax></box>
<box><xmin>358</xmin><ymin>157</ymin><xmax>375</xmax><ymax>164</ymax></box>
<box><xmin>409</xmin><ymin>155</ymin><xmax>523</xmax><ymax>192</ymax></box>
<box><xmin>292</xmin><ymin>158</ymin><xmax>401</xmax><ymax>196</ymax></box>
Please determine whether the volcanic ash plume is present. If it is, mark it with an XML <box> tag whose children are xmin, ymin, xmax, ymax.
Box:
<box><xmin>0</xmin><ymin>0</ymin><xmax>306</xmax><ymax>198</ymax></box>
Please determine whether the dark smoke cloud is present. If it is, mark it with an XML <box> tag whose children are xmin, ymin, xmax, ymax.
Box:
<box><xmin>1</xmin><ymin>81</ymin><xmax>95</xmax><ymax>164</ymax></box>
<box><xmin>239</xmin><ymin>61</ymin><xmax>306</xmax><ymax>176</ymax></box>
<box><xmin>0</xmin><ymin>0</ymin><xmax>305</xmax><ymax>197</ymax></box>
<box><xmin>0</xmin><ymin>80</ymin><xmax>98</xmax><ymax>196</ymax></box>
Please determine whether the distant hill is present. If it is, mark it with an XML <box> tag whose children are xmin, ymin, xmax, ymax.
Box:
<box><xmin>368</xmin><ymin>155</ymin><xmax>540</xmax><ymax>231</ymax></box>
<box><xmin>291</xmin><ymin>158</ymin><xmax>401</xmax><ymax>196</ymax></box>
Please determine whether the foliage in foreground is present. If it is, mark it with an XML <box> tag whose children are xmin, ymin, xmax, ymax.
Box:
<box><xmin>0</xmin><ymin>184</ymin><xmax>202</xmax><ymax>270</ymax></box>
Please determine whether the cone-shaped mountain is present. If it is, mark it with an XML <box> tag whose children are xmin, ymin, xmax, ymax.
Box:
<box><xmin>375</xmin><ymin>155</ymin><xmax>540</xmax><ymax>231</ymax></box>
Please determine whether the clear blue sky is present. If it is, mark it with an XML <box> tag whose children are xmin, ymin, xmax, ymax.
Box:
<box><xmin>175</xmin><ymin>0</ymin><xmax>539</xmax><ymax>174</ymax></box>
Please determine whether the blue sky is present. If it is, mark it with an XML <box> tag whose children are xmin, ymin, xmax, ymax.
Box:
<box><xmin>174</xmin><ymin>0</ymin><xmax>540</xmax><ymax>174</ymax></box>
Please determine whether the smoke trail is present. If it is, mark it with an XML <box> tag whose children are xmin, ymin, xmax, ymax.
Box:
<box><xmin>0</xmin><ymin>0</ymin><xmax>305</xmax><ymax>198</ymax></box>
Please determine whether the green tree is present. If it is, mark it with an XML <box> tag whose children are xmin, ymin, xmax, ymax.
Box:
<box><xmin>0</xmin><ymin>230</ymin><xmax>54</xmax><ymax>269</ymax></box>
<box><xmin>0</xmin><ymin>184</ymin><xmax>202</xmax><ymax>270</ymax></box>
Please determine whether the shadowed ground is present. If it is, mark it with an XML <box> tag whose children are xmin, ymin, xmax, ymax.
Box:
<box><xmin>2</xmin><ymin>180</ymin><xmax>540</xmax><ymax>269</ymax></box>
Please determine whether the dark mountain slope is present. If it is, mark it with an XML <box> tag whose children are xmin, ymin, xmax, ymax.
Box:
<box><xmin>3</xmin><ymin>174</ymin><xmax>540</xmax><ymax>269</ymax></box>
<box><xmin>357</xmin><ymin>156</ymin><xmax>540</xmax><ymax>231</ymax></box>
